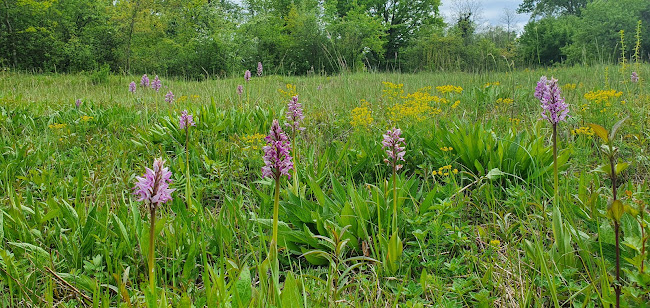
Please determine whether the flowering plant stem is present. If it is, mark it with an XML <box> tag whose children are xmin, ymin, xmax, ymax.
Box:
<box><xmin>392</xmin><ymin>169</ymin><xmax>397</xmax><ymax>233</ymax></box>
<box><xmin>271</xmin><ymin>176</ymin><xmax>281</xmax><ymax>300</ymax></box>
<box><xmin>292</xmin><ymin>131</ymin><xmax>298</xmax><ymax>195</ymax></box>
<box><xmin>553</xmin><ymin>123</ymin><xmax>559</xmax><ymax>209</ymax></box>
<box><xmin>148</xmin><ymin>205</ymin><xmax>157</xmax><ymax>296</ymax></box>
<box><xmin>185</xmin><ymin>127</ymin><xmax>191</xmax><ymax>209</ymax></box>
<box><xmin>610</xmin><ymin>154</ymin><xmax>621</xmax><ymax>308</ymax></box>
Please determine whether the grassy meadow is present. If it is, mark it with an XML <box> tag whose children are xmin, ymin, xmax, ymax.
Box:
<box><xmin>0</xmin><ymin>64</ymin><xmax>649</xmax><ymax>307</ymax></box>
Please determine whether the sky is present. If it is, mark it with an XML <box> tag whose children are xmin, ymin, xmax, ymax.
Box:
<box><xmin>439</xmin><ymin>0</ymin><xmax>531</xmax><ymax>33</ymax></box>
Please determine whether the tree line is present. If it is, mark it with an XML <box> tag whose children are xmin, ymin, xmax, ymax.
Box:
<box><xmin>1</xmin><ymin>0</ymin><xmax>648</xmax><ymax>78</ymax></box>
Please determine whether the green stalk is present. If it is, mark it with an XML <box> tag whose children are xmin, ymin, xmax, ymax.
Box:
<box><xmin>292</xmin><ymin>131</ymin><xmax>298</xmax><ymax>195</ymax></box>
<box><xmin>185</xmin><ymin>127</ymin><xmax>191</xmax><ymax>209</ymax></box>
<box><xmin>392</xmin><ymin>168</ymin><xmax>397</xmax><ymax>234</ymax></box>
<box><xmin>271</xmin><ymin>176</ymin><xmax>281</xmax><ymax>301</ymax></box>
<box><xmin>148</xmin><ymin>205</ymin><xmax>157</xmax><ymax>295</ymax></box>
<box><xmin>610</xmin><ymin>155</ymin><xmax>621</xmax><ymax>308</ymax></box>
<box><xmin>553</xmin><ymin>123</ymin><xmax>559</xmax><ymax>209</ymax></box>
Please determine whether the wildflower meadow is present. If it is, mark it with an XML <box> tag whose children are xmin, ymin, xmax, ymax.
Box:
<box><xmin>0</xmin><ymin>62</ymin><xmax>649</xmax><ymax>307</ymax></box>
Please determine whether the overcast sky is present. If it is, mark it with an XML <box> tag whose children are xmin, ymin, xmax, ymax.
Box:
<box><xmin>439</xmin><ymin>0</ymin><xmax>531</xmax><ymax>33</ymax></box>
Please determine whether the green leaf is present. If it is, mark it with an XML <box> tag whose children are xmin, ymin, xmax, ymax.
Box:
<box><xmin>233</xmin><ymin>265</ymin><xmax>252</xmax><ymax>307</ymax></box>
<box><xmin>615</xmin><ymin>162</ymin><xmax>630</xmax><ymax>176</ymax></box>
<box><xmin>486</xmin><ymin>168</ymin><xmax>505</xmax><ymax>180</ymax></box>
<box><xmin>0</xmin><ymin>211</ymin><xmax>4</xmax><ymax>243</ymax></box>
<box><xmin>592</xmin><ymin>164</ymin><xmax>612</xmax><ymax>177</ymax></box>
<box><xmin>588</xmin><ymin>123</ymin><xmax>608</xmax><ymax>143</ymax></box>
<box><xmin>608</xmin><ymin>116</ymin><xmax>628</xmax><ymax>141</ymax></box>
<box><xmin>624</xmin><ymin>204</ymin><xmax>640</xmax><ymax>216</ymax></box>
<box><xmin>280</xmin><ymin>272</ymin><xmax>302</xmax><ymax>307</ymax></box>
<box><xmin>112</xmin><ymin>213</ymin><xmax>130</xmax><ymax>245</ymax></box>
<box><xmin>8</xmin><ymin>242</ymin><xmax>50</xmax><ymax>260</ymax></box>
<box><xmin>387</xmin><ymin>231</ymin><xmax>403</xmax><ymax>274</ymax></box>
<box><xmin>608</xmin><ymin>200</ymin><xmax>624</xmax><ymax>222</ymax></box>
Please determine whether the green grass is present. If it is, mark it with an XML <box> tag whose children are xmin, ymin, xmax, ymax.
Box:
<box><xmin>0</xmin><ymin>64</ymin><xmax>649</xmax><ymax>307</ymax></box>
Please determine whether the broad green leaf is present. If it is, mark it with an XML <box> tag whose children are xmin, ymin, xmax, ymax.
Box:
<box><xmin>608</xmin><ymin>200</ymin><xmax>624</xmax><ymax>222</ymax></box>
<box><xmin>234</xmin><ymin>265</ymin><xmax>252</xmax><ymax>308</ymax></box>
<box><xmin>8</xmin><ymin>242</ymin><xmax>50</xmax><ymax>260</ymax></box>
<box><xmin>588</xmin><ymin>124</ymin><xmax>608</xmax><ymax>143</ymax></box>
<box><xmin>592</xmin><ymin>164</ymin><xmax>611</xmax><ymax>176</ymax></box>
<box><xmin>486</xmin><ymin>168</ymin><xmax>505</xmax><ymax>180</ymax></box>
<box><xmin>615</xmin><ymin>162</ymin><xmax>630</xmax><ymax>175</ymax></box>
<box><xmin>280</xmin><ymin>272</ymin><xmax>302</xmax><ymax>307</ymax></box>
<box><xmin>608</xmin><ymin>116</ymin><xmax>628</xmax><ymax>141</ymax></box>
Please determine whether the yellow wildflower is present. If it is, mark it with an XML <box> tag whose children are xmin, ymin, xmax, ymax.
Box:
<box><xmin>351</xmin><ymin>100</ymin><xmax>373</xmax><ymax>128</ymax></box>
<box><xmin>48</xmin><ymin>123</ymin><xmax>67</xmax><ymax>129</ymax></box>
<box><xmin>278</xmin><ymin>83</ymin><xmax>298</xmax><ymax>98</ymax></box>
<box><xmin>436</xmin><ymin>85</ymin><xmax>463</xmax><ymax>94</ymax></box>
<box><xmin>572</xmin><ymin>126</ymin><xmax>595</xmax><ymax>136</ymax></box>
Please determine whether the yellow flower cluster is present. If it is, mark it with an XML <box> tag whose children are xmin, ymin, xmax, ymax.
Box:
<box><xmin>451</xmin><ymin>100</ymin><xmax>460</xmax><ymax>109</ymax></box>
<box><xmin>350</xmin><ymin>100</ymin><xmax>373</xmax><ymax>128</ymax></box>
<box><xmin>241</xmin><ymin>133</ymin><xmax>266</xmax><ymax>151</ymax></box>
<box><xmin>562</xmin><ymin>83</ymin><xmax>577</xmax><ymax>91</ymax></box>
<box><xmin>436</xmin><ymin>85</ymin><xmax>463</xmax><ymax>94</ymax></box>
<box><xmin>382</xmin><ymin>81</ymin><xmax>404</xmax><ymax>101</ymax></box>
<box><xmin>432</xmin><ymin>165</ymin><xmax>458</xmax><ymax>176</ymax></box>
<box><xmin>177</xmin><ymin>95</ymin><xmax>200</xmax><ymax>103</ymax></box>
<box><xmin>388</xmin><ymin>98</ymin><xmax>441</xmax><ymax>122</ymax></box>
<box><xmin>509</xmin><ymin>117</ymin><xmax>521</xmax><ymax>126</ymax></box>
<box><xmin>572</xmin><ymin>126</ymin><xmax>595</xmax><ymax>136</ymax></box>
<box><xmin>278</xmin><ymin>83</ymin><xmax>298</xmax><ymax>98</ymax></box>
<box><xmin>48</xmin><ymin>123</ymin><xmax>67</xmax><ymax>129</ymax></box>
<box><xmin>495</xmin><ymin>97</ymin><xmax>513</xmax><ymax>111</ymax></box>
<box><xmin>584</xmin><ymin>89</ymin><xmax>623</xmax><ymax>103</ymax></box>
<box><xmin>80</xmin><ymin>115</ymin><xmax>93</xmax><ymax>122</ymax></box>
<box><xmin>440</xmin><ymin>146</ymin><xmax>454</xmax><ymax>152</ymax></box>
<box><xmin>484</xmin><ymin>82</ymin><xmax>500</xmax><ymax>88</ymax></box>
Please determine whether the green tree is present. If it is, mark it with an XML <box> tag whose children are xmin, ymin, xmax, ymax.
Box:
<box><xmin>517</xmin><ymin>16</ymin><xmax>577</xmax><ymax>65</ymax></box>
<box><xmin>325</xmin><ymin>1</ymin><xmax>387</xmax><ymax>71</ymax></box>
<box><xmin>517</xmin><ymin>0</ymin><xmax>592</xmax><ymax>17</ymax></box>
<box><xmin>0</xmin><ymin>0</ymin><xmax>58</xmax><ymax>70</ymax></box>
<box><xmin>326</xmin><ymin>0</ymin><xmax>442</xmax><ymax>68</ymax></box>
<box><xmin>563</xmin><ymin>0</ymin><xmax>650</xmax><ymax>64</ymax></box>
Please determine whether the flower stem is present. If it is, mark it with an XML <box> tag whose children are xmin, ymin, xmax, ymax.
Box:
<box><xmin>185</xmin><ymin>127</ymin><xmax>191</xmax><ymax>209</ymax></box>
<box><xmin>271</xmin><ymin>176</ymin><xmax>281</xmax><ymax>301</ymax></box>
<box><xmin>553</xmin><ymin>123</ymin><xmax>559</xmax><ymax>209</ymax></box>
<box><xmin>148</xmin><ymin>205</ymin><xmax>157</xmax><ymax>295</ymax></box>
<box><xmin>292</xmin><ymin>131</ymin><xmax>298</xmax><ymax>195</ymax></box>
<box><xmin>392</xmin><ymin>168</ymin><xmax>397</xmax><ymax>234</ymax></box>
<box><xmin>610</xmin><ymin>154</ymin><xmax>621</xmax><ymax>308</ymax></box>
